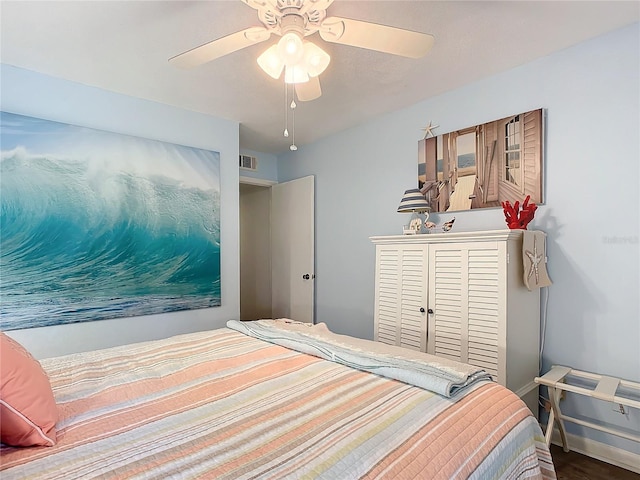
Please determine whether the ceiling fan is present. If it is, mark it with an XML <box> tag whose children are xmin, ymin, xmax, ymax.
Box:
<box><xmin>169</xmin><ymin>0</ymin><xmax>435</xmax><ymax>101</ymax></box>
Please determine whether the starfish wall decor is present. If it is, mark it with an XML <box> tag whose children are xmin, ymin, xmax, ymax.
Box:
<box><xmin>521</xmin><ymin>231</ymin><xmax>552</xmax><ymax>291</ymax></box>
<box><xmin>421</xmin><ymin>121</ymin><xmax>439</xmax><ymax>139</ymax></box>
<box><xmin>525</xmin><ymin>237</ymin><xmax>543</xmax><ymax>285</ymax></box>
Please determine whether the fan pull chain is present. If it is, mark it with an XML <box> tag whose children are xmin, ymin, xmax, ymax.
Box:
<box><xmin>290</xmin><ymin>85</ymin><xmax>297</xmax><ymax>151</ymax></box>
<box><xmin>283</xmin><ymin>81</ymin><xmax>289</xmax><ymax>138</ymax></box>
<box><xmin>282</xmin><ymin>83</ymin><xmax>297</xmax><ymax>151</ymax></box>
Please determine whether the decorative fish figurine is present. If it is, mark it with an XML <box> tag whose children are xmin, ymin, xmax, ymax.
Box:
<box><xmin>442</xmin><ymin>217</ymin><xmax>456</xmax><ymax>232</ymax></box>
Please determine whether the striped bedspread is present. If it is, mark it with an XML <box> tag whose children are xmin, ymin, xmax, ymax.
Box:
<box><xmin>0</xmin><ymin>327</ymin><xmax>556</xmax><ymax>479</ymax></box>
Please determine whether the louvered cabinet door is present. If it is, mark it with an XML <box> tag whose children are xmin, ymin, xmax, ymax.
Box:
<box><xmin>374</xmin><ymin>246</ymin><xmax>400</xmax><ymax>346</ymax></box>
<box><xmin>426</xmin><ymin>246</ymin><xmax>464</xmax><ymax>361</ymax></box>
<box><xmin>466</xmin><ymin>245</ymin><xmax>504</xmax><ymax>381</ymax></box>
<box><xmin>373</xmin><ymin>244</ymin><xmax>428</xmax><ymax>351</ymax></box>
<box><xmin>427</xmin><ymin>241</ymin><xmax>506</xmax><ymax>383</ymax></box>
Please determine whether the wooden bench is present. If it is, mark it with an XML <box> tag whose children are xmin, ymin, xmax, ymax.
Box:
<box><xmin>534</xmin><ymin>366</ymin><xmax>640</xmax><ymax>451</ymax></box>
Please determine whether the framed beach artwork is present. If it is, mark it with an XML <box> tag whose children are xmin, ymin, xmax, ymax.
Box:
<box><xmin>418</xmin><ymin>108</ymin><xmax>544</xmax><ymax>212</ymax></box>
<box><xmin>0</xmin><ymin>112</ymin><xmax>221</xmax><ymax>331</ymax></box>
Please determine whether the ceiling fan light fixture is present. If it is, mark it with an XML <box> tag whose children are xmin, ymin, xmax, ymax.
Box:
<box><xmin>257</xmin><ymin>44</ymin><xmax>284</xmax><ymax>79</ymax></box>
<box><xmin>284</xmin><ymin>65</ymin><xmax>309</xmax><ymax>84</ymax></box>
<box><xmin>170</xmin><ymin>0</ymin><xmax>437</xmax><ymax>152</ymax></box>
<box><xmin>302</xmin><ymin>41</ymin><xmax>330</xmax><ymax>77</ymax></box>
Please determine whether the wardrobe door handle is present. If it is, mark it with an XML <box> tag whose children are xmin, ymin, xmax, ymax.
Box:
<box><xmin>428</xmin><ymin>308</ymin><xmax>434</xmax><ymax>314</ymax></box>
<box><xmin>420</xmin><ymin>307</ymin><xmax>425</xmax><ymax>313</ymax></box>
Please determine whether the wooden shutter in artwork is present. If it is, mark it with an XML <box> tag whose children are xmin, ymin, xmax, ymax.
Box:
<box><xmin>374</xmin><ymin>244</ymin><xmax>427</xmax><ymax>350</ymax></box>
<box><xmin>428</xmin><ymin>245</ymin><xmax>465</xmax><ymax>361</ymax></box>
<box><xmin>522</xmin><ymin>109</ymin><xmax>542</xmax><ymax>203</ymax></box>
<box><xmin>467</xmin><ymin>245</ymin><xmax>502</xmax><ymax>380</ymax></box>
<box><xmin>484</xmin><ymin>122</ymin><xmax>499</xmax><ymax>203</ymax></box>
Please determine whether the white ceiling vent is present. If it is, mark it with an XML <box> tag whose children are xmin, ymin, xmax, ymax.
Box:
<box><xmin>239</xmin><ymin>154</ymin><xmax>257</xmax><ymax>171</ymax></box>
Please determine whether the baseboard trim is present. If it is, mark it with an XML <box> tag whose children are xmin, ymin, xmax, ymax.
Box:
<box><xmin>549</xmin><ymin>428</ymin><xmax>640</xmax><ymax>474</ymax></box>
<box><xmin>514</xmin><ymin>380</ymin><xmax>538</xmax><ymax>397</ymax></box>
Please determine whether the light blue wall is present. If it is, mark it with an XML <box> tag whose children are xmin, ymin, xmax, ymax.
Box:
<box><xmin>278</xmin><ymin>23</ymin><xmax>640</xmax><ymax>454</ymax></box>
<box><xmin>239</xmin><ymin>148</ymin><xmax>278</xmax><ymax>182</ymax></box>
<box><xmin>1</xmin><ymin>65</ymin><xmax>241</xmax><ymax>359</ymax></box>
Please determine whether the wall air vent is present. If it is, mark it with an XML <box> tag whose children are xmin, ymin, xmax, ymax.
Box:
<box><xmin>239</xmin><ymin>154</ymin><xmax>257</xmax><ymax>171</ymax></box>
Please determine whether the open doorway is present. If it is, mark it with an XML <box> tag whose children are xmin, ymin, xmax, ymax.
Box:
<box><xmin>239</xmin><ymin>176</ymin><xmax>315</xmax><ymax>323</ymax></box>
<box><xmin>239</xmin><ymin>182</ymin><xmax>272</xmax><ymax>320</ymax></box>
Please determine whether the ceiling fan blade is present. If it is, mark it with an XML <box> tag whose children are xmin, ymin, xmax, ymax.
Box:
<box><xmin>319</xmin><ymin>17</ymin><xmax>434</xmax><ymax>58</ymax></box>
<box><xmin>295</xmin><ymin>76</ymin><xmax>322</xmax><ymax>102</ymax></box>
<box><xmin>169</xmin><ymin>27</ymin><xmax>271</xmax><ymax>68</ymax></box>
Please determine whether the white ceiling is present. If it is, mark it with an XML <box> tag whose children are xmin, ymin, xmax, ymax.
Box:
<box><xmin>1</xmin><ymin>1</ymin><xmax>638</xmax><ymax>154</ymax></box>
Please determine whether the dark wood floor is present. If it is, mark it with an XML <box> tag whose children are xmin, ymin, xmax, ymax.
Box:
<box><xmin>550</xmin><ymin>444</ymin><xmax>640</xmax><ymax>480</ymax></box>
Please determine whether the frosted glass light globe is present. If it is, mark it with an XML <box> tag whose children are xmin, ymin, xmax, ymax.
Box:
<box><xmin>302</xmin><ymin>41</ymin><xmax>330</xmax><ymax>77</ymax></box>
<box><xmin>277</xmin><ymin>32</ymin><xmax>304</xmax><ymax>66</ymax></box>
<box><xmin>257</xmin><ymin>44</ymin><xmax>284</xmax><ymax>79</ymax></box>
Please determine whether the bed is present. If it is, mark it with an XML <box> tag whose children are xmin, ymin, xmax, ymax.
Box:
<box><xmin>0</xmin><ymin>319</ymin><xmax>556</xmax><ymax>479</ymax></box>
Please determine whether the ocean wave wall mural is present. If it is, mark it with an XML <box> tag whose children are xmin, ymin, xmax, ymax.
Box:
<box><xmin>0</xmin><ymin>112</ymin><xmax>221</xmax><ymax>331</ymax></box>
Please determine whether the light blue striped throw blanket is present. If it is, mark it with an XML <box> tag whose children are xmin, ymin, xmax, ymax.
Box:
<box><xmin>227</xmin><ymin>319</ymin><xmax>492</xmax><ymax>398</ymax></box>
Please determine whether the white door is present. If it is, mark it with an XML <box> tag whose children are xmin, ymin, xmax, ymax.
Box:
<box><xmin>271</xmin><ymin>176</ymin><xmax>315</xmax><ymax>323</ymax></box>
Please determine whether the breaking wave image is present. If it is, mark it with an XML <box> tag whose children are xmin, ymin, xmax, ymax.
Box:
<box><xmin>0</xmin><ymin>112</ymin><xmax>221</xmax><ymax>330</ymax></box>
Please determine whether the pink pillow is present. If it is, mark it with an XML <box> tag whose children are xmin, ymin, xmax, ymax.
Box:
<box><xmin>0</xmin><ymin>332</ymin><xmax>58</xmax><ymax>447</ymax></box>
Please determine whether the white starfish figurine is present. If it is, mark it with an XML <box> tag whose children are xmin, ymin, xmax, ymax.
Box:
<box><xmin>421</xmin><ymin>121</ymin><xmax>439</xmax><ymax>139</ymax></box>
<box><xmin>525</xmin><ymin>237</ymin><xmax>543</xmax><ymax>284</ymax></box>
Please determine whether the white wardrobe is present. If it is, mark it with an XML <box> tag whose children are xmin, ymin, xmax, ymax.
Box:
<box><xmin>370</xmin><ymin>230</ymin><xmax>543</xmax><ymax>415</ymax></box>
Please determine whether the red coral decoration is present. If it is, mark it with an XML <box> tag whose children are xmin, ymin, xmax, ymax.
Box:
<box><xmin>501</xmin><ymin>195</ymin><xmax>537</xmax><ymax>230</ymax></box>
